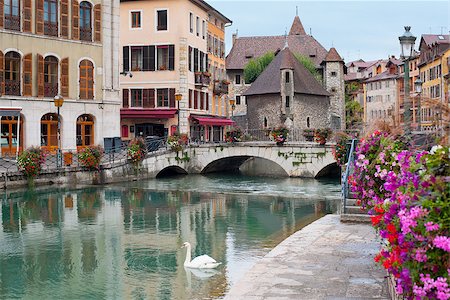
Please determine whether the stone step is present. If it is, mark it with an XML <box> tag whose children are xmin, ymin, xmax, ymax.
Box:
<box><xmin>340</xmin><ymin>214</ymin><xmax>371</xmax><ymax>223</ymax></box>
<box><xmin>348</xmin><ymin>192</ymin><xmax>358</xmax><ymax>199</ymax></box>
<box><xmin>345</xmin><ymin>198</ymin><xmax>359</xmax><ymax>206</ymax></box>
<box><xmin>345</xmin><ymin>205</ymin><xmax>367</xmax><ymax>215</ymax></box>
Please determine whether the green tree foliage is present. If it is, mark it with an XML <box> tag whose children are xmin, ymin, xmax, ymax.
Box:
<box><xmin>293</xmin><ymin>54</ymin><xmax>322</xmax><ymax>83</ymax></box>
<box><xmin>243</xmin><ymin>52</ymin><xmax>275</xmax><ymax>84</ymax></box>
<box><xmin>345</xmin><ymin>82</ymin><xmax>363</xmax><ymax>129</ymax></box>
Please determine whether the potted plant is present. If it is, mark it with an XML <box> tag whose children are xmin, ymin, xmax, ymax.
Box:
<box><xmin>17</xmin><ymin>146</ymin><xmax>46</xmax><ymax>179</ymax></box>
<box><xmin>270</xmin><ymin>126</ymin><xmax>289</xmax><ymax>146</ymax></box>
<box><xmin>167</xmin><ymin>133</ymin><xmax>189</xmax><ymax>152</ymax></box>
<box><xmin>225</xmin><ymin>127</ymin><xmax>242</xmax><ymax>143</ymax></box>
<box><xmin>127</xmin><ymin>137</ymin><xmax>147</xmax><ymax>165</ymax></box>
<box><xmin>78</xmin><ymin>145</ymin><xmax>103</xmax><ymax>170</ymax></box>
<box><xmin>314</xmin><ymin>128</ymin><xmax>332</xmax><ymax>145</ymax></box>
<box><xmin>302</xmin><ymin>129</ymin><xmax>315</xmax><ymax>142</ymax></box>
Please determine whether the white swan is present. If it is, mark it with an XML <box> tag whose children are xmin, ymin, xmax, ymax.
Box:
<box><xmin>181</xmin><ymin>242</ymin><xmax>221</xmax><ymax>269</ymax></box>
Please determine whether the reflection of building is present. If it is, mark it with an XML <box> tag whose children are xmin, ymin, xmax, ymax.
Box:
<box><xmin>0</xmin><ymin>0</ymin><xmax>120</xmax><ymax>156</ymax></box>
<box><xmin>119</xmin><ymin>0</ymin><xmax>232</xmax><ymax>142</ymax></box>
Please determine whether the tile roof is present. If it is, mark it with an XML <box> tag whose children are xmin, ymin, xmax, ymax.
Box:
<box><xmin>243</xmin><ymin>47</ymin><xmax>330</xmax><ymax>97</ymax></box>
<box><xmin>364</xmin><ymin>70</ymin><xmax>399</xmax><ymax>83</ymax></box>
<box><xmin>323</xmin><ymin>47</ymin><xmax>343</xmax><ymax>62</ymax></box>
<box><xmin>289</xmin><ymin>16</ymin><xmax>306</xmax><ymax>36</ymax></box>
<box><xmin>421</xmin><ymin>34</ymin><xmax>450</xmax><ymax>47</ymax></box>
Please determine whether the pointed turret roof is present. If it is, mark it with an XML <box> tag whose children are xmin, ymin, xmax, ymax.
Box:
<box><xmin>323</xmin><ymin>47</ymin><xmax>343</xmax><ymax>62</ymax></box>
<box><xmin>289</xmin><ymin>16</ymin><xmax>306</xmax><ymax>36</ymax></box>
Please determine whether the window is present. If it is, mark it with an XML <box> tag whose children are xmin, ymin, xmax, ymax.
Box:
<box><xmin>40</xmin><ymin>113</ymin><xmax>59</xmax><ymax>150</ymax></box>
<box><xmin>4</xmin><ymin>51</ymin><xmax>21</xmax><ymax>96</ymax></box>
<box><xmin>196</xmin><ymin>16</ymin><xmax>199</xmax><ymax>36</ymax></box>
<box><xmin>4</xmin><ymin>0</ymin><xmax>20</xmax><ymax>31</ymax></box>
<box><xmin>285</xmin><ymin>72</ymin><xmax>290</xmax><ymax>83</ymax></box>
<box><xmin>236</xmin><ymin>95</ymin><xmax>241</xmax><ymax>105</ymax></box>
<box><xmin>131</xmin><ymin>46</ymin><xmax>143</xmax><ymax>71</ymax></box>
<box><xmin>285</xmin><ymin>96</ymin><xmax>290</xmax><ymax>108</ymax></box>
<box><xmin>76</xmin><ymin>114</ymin><xmax>94</xmax><ymax>147</ymax></box>
<box><xmin>44</xmin><ymin>0</ymin><xmax>58</xmax><ymax>36</ymax></box>
<box><xmin>189</xmin><ymin>12</ymin><xmax>193</xmax><ymax>33</ymax></box>
<box><xmin>235</xmin><ymin>74</ymin><xmax>241</xmax><ymax>85</ymax></box>
<box><xmin>131</xmin><ymin>11</ymin><xmax>141</xmax><ymax>28</ymax></box>
<box><xmin>157</xmin><ymin>89</ymin><xmax>169</xmax><ymax>107</ymax></box>
<box><xmin>157</xmin><ymin>9</ymin><xmax>167</xmax><ymax>31</ymax></box>
<box><xmin>264</xmin><ymin>117</ymin><xmax>268</xmax><ymax>128</ymax></box>
<box><xmin>130</xmin><ymin>89</ymin><xmax>143</xmax><ymax>107</ymax></box>
<box><xmin>79</xmin><ymin>1</ymin><xmax>92</xmax><ymax>41</ymax></box>
<box><xmin>79</xmin><ymin>59</ymin><xmax>94</xmax><ymax>99</ymax></box>
<box><xmin>157</xmin><ymin>46</ymin><xmax>169</xmax><ymax>70</ymax></box>
<box><xmin>44</xmin><ymin>56</ymin><xmax>59</xmax><ymax>97</ymax></box>
<box><xmin>331</xmin><ymin>71</ymin><xmax>337</xmax><ymax>77</ymax></box>
<box><xmin>1</xmin><ymin>116</ymin><xmax>23</xmax><ymax>156</ymax></box>
<box><xmin>202</xmin><ymin>20</ymin><xmax>206</xmax><ymax>39</ymax></box>
<box><xmin>307</xmin><ymin>117</ymin><xmax>310</xmax><ymax>128</ymax></box>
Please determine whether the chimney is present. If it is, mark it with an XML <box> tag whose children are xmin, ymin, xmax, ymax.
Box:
<box><xmin>232</xmin><ymin>30</ymin><xmax>238</xmax><ymax>45</ymax></box>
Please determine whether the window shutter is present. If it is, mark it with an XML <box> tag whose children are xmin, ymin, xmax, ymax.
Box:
<box><xmin>0</xmin><ymin>51</ymin><xmax>4</xmax><ymax>95</ymax></box>
<box><xmin>22</xmin><ymin>0</ymin><xmax>32</xmax><ymax>32</ymax></box>
<box><xmin>61</xmin><ymin>58</ymin><xmax>69</xmax><ymax>97</ymax></box>
<box><xmin>37</xmin><ymin>54</ymin><xmax>44</xmax><ymax>97</ymax></box>
<box><xmin>149</xmin><ymin>46</ymin><xmax>155</xmax><ymax>71</ymax></box>
<box><xmin>200</xmin><ymin>52</ymin><xmax>204</xmax><ymax>72</ymax></box>
<box><xmin>0</xmin><ymin>0</ymin><xmax>3</xmax><ymax>28</ymax></box>
<box><xmin>72</xmin><ymin>0</ymin><xmax>79</xmax><ymax>40</ymax></box>
<box><xmin>149</xmin><ymin>88</ymin><xmax>155</xmax><ymax>108</ymax></box>
<box><xmin>188</xmin><ymin>46</ymin><xmax>192</xmax><ymax>72</ymax></box>
<box><xmin>188</xmin><ymin>89</ymin><xmax>192</xmax><ymax>108</ymax></box>
<box><xmin>94</xmin><ymin>4</ymin><xmax>101</xmax><ymax>42</ymax></box>
<box><xmin>122</xmin><ymin>89</ymin><xmax>129</xmax><ymax>108</ymax></box>
<box><xmin>205</xmin><ymin>54</ymin><xmax>209</xmax><ymax>71</ymax></box>
<box><xmin>169</xmin><ymin>88</ymin><xmax>175</xmax><ymax>108</ymax></box>
<box><xmin>194</xmin><ymin>48</ymin><xmax>199</xmax><ymax>72</ymax></box>
<box><xmin>35</xmin><ymin>0</ymin><xmax>44</xmax><ymax>35</ymax></box>
<box><xmin>206</xmin><ymin>93</ymin><xmax>209</xmax><ymax>111</ymax></box>
<box><xmin>200</xmin><ymin>92</ymin><xmax>204</xmax><ymax>110</ymax></box>
<box><xmin>194</xmin><ymin>90</ymin><xmax>198</xmax><ymax>109</ymax></box>
<box><xmin>60</xmin><ymin>0</ymin><xmax>69</xmax><ymax>38</ymax></box>
<box><xmin>168</xmin><ymin>45</ymin><xmax>175</xmax><ymax>71</ymax></box>
<box><xmin>23</xmin><ymin>54</ymin><xmax>33</xmax><ymax>96</ymax></box>
<box><xmin>123</xmin><ymin>46</ymin><xmax>129</xmax><ymax>72</ymax></box>
<box><xmin>143</xmin><ymin>46</ymin><xmax>150</xmax><ymax>71</ymax></box>
<box><xmin>143</xmin><ymin>89</ymin><xmax>150</xmax><ymax>108</ymax></box>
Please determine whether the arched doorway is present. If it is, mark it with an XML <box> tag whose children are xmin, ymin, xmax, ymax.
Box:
<box><xmin>76</xmin><ymin>114</ymin><xmax>94</xmax><ymax>150</ymax></box>
<box><xmin>1</xmin><ymin>115</ymin><xmax>23</xmax><ymax>156</ymax></box>
<box><xmin>41</xmin><ymin>113</ymin><xmax>59</xmax><ymax>153</ymax></box>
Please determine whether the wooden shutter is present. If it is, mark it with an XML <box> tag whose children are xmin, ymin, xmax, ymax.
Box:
<box><xmin>169</xmin><ymin>88</ymin><xmax>175</xmax><ymax>108</ymax></box>
<box><xmin>188</xmin><ymin>89</ymin><xmax>192</xmax><ymax>108</ymax></box>
<box><xmin>94</xmin><ymin>4</ymin><xmax>101</xmax><ymax>42</ymax></box>
<box><xmin>123</xmin><ymin>46</ymin><xmax>129</xmax><ymax>72</ymax></box>
<box><xmin>194</xmin><ymin>90</ymin><xmax>198</xmax><ymax>109</ymax></box>
<box><xmin>200</xmin><ymin>52</ymin><xmax>204</xmax><ymax>72</ymax></box>
<box><xmin>168</xmin><ymin>45</ymin><xmax>175</xmax><ymax>71</ymax></box>
<box><xmin>35</xmin><ymin>0</ymin><xmax>44</xmax><ymax>35</ymax></box>
<box><xmin>143</xmin><ymin>46</ymin><xmax>150</xmax><ymax>71</ymax></box>
<box><xmin>188</xmin><ymin>46</ymin><xmax>192</xmax><ymax>72</ymax></box>
<box><xmin>0</xmin><ymin>51</ymin><xmax>3</xmax><ymax>95</ymax></box>
<box><xmin>22</xmin><ymin>0</ymin><xmax>32</xmax><ymax>32</ymax></box>
<box><xmin>200</xmin><ymin>92</ymin><xmax>204</xmax><ymax>110</ymax></box>
<box><xmin>149</xmin><ymin>89</ymin><xmax>155</xmax><ymax>108</ymax></box>
<box><xmin>149</xmin><ymin>46</ymin><xmax>155</xmax><ymax>71</ymax></box>
<box><xmin>22</xmin><ymin>54</ymin><xmax>33</xmax><ymax>96</ymax></box>
<box><xmin>72</xmin><ymin>0</ymin><xmax>79</xmax><ymax>40</ymax></box>
<box><xmin>206</xmin><ymin>93</ymin><xmax>209</xmax><ymax>111</ymax></box>
<box><xmin>61</xmin><ymin>58</ymin><xmax>69</xmax><ymax>97</ymax></box>
<box><xmin>0</xmin><ymin>0</ymin><xmax>3</xmax><ymax>28</ymax></box>
<box><xmin>60</xmin><ymin>0</ymin><xmax>69</xmax><ymax>38</ymax></box>
<box><xmin>122</xmin><ymin>89</ymin><xmax>129</xmax><ymax>108</ymax></box>
<box><xmin>37</xmin><ymin>54</ymin><xmax>44</xmax><ymax>97</ymax></box>
<box><xmin>143</xmin><ymin>89</ymin><xmax>150</xmax><ymax>108</ymax></box>
<box><xmin>194</xmin><ymin>48</ymin><xmax>199</xmax><ymax>72</ymax></box>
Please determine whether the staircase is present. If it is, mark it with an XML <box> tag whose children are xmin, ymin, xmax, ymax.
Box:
<box><xmin>340</xmin><ymin>139</ymin><xmax>371</xmax><ymax>223</ymax></box>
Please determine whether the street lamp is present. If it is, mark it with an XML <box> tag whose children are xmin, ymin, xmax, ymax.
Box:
<box><xmin>175</xmin><ymin>92</ymin><xmax>182</xmax><ymax>134</ymax></box>
<box><xmin>229</xmin><ymin>98</ymin><xmax>236</xmax><ymax>118</ymax></box>
<box><xmin>399</xmin><ymin>26</ymin><xmax>416</xmax><ymax>137</ymax></box>
<box><xmin>54</xmin><ymin>95</ymin><xmax>64</xmax><ymax>168</ymax></box>
<box><xmin>414</xmin><ymin>78</ymin><xmax>423</xmax><ymax>131</ymax></box>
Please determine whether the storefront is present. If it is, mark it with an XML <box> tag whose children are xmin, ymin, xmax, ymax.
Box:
<box><xmin>189</xmin><ymin>114</ymin><xmax>234</xmax><ymax>143</ymax></box>
<box><xmin>120</xmin><ymin>108</ymin><xmax>177</xmax><ymax>140</ymax></box>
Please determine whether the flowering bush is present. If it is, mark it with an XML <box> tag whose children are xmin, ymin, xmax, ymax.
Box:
<box><xmin>270</xmin><ymin>127</ymin><xmax>289</xmax><ymax>145</ymax></box>
<box><xmin>314</xmin><ymin>128</ymin><xmax>332</xmax><ymax>145</ymax></box>
<box><xmin>127</xmin><ymin>138</ymin><xmax>146</xmax><ymax>164</ymax></box>
<box><xmin>17</xmin><ymin>147</ymin><xmax>46</xmax><ymax>177</ymax></box>
<box><xmin>167</xmin><ymin>133</ymin><xmax>188</xmax><ymax>152</ymax></box>
<box><xmin>302</xmin><ymin>129</ymin><xmax>315</xmax><ymax>142</ymax></box>
<box><xmin>333</xmin><ymin>132</ymin><xmax>350</xmax><ymax>166</ymax></box>
<box><xmin>225</xmin><ymin>127</ymin><xmax>242</xmax><ymax>143</ymax></box>
<box><xmin>78</xmin><ymin>145</ymin><xmax>103</xmax><ymax>170</ymax></box>
<box><xmin>350</xmin><ymin>132</ymin><xmax>450</xmax><ymax>299</ymax></box>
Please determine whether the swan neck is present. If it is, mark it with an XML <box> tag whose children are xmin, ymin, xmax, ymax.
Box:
<box><xmin>184</xmin><ymin>244</ymin><xmax>191</xmax><ymax>265</ymax></box>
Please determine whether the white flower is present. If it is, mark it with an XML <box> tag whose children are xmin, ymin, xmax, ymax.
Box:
<box><xmin>430</xmin><ymin>145</ymin><xmax>443</xmax><ymax>154</ymax></box>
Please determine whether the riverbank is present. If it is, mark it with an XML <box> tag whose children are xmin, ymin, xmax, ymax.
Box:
<box><xmin>224</xmin><ymin>214</ymin><xmax>389</xmax><ymax>299</ymax></box>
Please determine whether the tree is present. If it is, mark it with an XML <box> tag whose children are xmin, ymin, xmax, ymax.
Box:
<box><xmin>243</xmin><ymin>52</ymin><xmax>274</xmax><ymax>84</ymax></box>
<box><xmin>344</xmin><ymin>82</ymin><xmax>363</xmax><ymax>129</ymax></box>
<box><xmin>293</xmin><ymin>54</ymin><xmax>322</xmax><ymax>83</ymax></box>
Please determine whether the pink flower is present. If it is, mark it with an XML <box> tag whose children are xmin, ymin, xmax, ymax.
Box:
<box><xmin>433</xmin><ymin>236</ymin><xmax>450</xmax><ymax>252</ymax></box>
<box><xmin>425</xmin><ymin>221</ymin><xmax>440</xmax><ymax>232</ymax></box>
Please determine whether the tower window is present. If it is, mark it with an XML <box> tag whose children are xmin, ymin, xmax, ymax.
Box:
<box><xmin>285</xmin><ymin>96</ymin><xmax>290</xmax><ymax>108</ymax></box>
<box><xmin>331</xmin><ymin>71</ymin><xmax>337</xmax><ymax>77</ymax></box>
<box><xmin>285</xmin><ymin>72</ymin><xmax>290</xmax><ymax>83</ymax></box>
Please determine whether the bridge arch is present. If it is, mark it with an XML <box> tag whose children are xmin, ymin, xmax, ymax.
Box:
<box><xmin>156</xmin><ymin>165</ymin><xmax>188</xmax><ymax>178</ymax></box>
<box><xmin>315</xmin><ymin>162</ymin><xmax>340</xmax><ymax>178</ymax></box>
<box><xmin>202</xmin><ymin>156</ymin><xmax>289</xmax><ymax>177</ymax></box>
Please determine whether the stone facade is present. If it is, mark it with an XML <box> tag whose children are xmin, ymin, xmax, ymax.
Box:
<box><xmin>323</xmin><ymin>61</ymin><xmax>345</xmax><ymax>130</ymax></box>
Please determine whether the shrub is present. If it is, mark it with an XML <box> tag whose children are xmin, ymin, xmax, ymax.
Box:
<box><xmin>225</xmin><ymin>127</ymin><xmax>242</xmax><ymax>143</ymax></box>
<box><xmin>127</xmin><ymin>137</ymin><xmax>146</xmax><ymax>164</ymax></box>
<box><xmin>78</xmin><ymin>145</ymin><xmax>103</xmax><ymax>170</ymax></box>
<box><xmin>167</xmin><ymin>133</ymin><xmax>189</xmax><ymax>152</ymax></box>
<box><xmin>243</xmin><ymin>52</ymin><xmax>275</xmax><ymax>84</ymax></box>
<box><xmin>333</xmin><ymin>132</ymin><xmax>350</xmax><ymax>166</ymax></box>
<box><xmin>270</xmin><ymin>127</ymin><xmax>289</xmax><ymax>144</ymax></box>
<box><xmin>17</xmin><ymin>147</ymin><xmax>46</xmax><ymax>177</ymax></box>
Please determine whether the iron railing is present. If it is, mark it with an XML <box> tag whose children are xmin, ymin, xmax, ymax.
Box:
<box><xmin>341</xmin><ymin>139</ymin><xmax>357</xmax><ymax>214</ymax></box>
<box><xmin>4</xmin><ymin>80</ymin><xmax>21</xmax><ymax>96</ymax></box>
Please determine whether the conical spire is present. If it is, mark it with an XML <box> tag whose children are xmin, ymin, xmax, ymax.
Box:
<box><xmin>289</xmin><ymin>15</ymin><xmax>306</xmax><ymax>36</ymax></box>
<box><xmin>324</xmin><ymin>47</ymin><xmax>343</xmax><ymax>62</ymax></box>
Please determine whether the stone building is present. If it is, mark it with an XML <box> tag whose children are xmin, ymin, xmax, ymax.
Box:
<box><xmin>0</xmin><ymin>0</ymin><xmax>120</xmax><ymax>156</ymax></box>
<box><xmin>226</xmin><ymin>14</ymin><xmax>345</xmax><ymax>130</ymax></box>
<box><xmin>243</xmin><ymin>46</ymin><xmax>330</xmax><ymax>131</ymax></box>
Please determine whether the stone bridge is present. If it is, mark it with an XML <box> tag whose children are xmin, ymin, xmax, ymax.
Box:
<box><xmin>142</xmin><ymin>142</ymin><xmax>338</xmax><ymax>178</ymax></box>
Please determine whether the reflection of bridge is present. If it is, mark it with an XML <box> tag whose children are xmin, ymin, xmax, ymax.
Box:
<box><xmin>142</xmin><ymin>142</ymin><xmax>337</xmax><ymax>178</ymax></box>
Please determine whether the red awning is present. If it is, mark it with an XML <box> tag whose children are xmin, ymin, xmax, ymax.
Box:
<box><xmin>120</xmin><ymin>109</ymin><xmax>177</xmax><ymax>119</ymax></box>
<box><xmin>191</xmin><ymin>115</ymin><xmax>235</xmax><ymax>126</ymax></box>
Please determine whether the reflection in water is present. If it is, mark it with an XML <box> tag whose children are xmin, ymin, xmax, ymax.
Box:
<box><xmin>0</xmin><ymin>175</ymin><xmax>340</xmax><ymax>299</ymax></box>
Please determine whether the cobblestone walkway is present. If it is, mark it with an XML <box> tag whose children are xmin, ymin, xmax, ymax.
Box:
<box><xmin>224</xmin><ymin>214</ymin><xmax>389</xmax><ymax>300</ymax></box>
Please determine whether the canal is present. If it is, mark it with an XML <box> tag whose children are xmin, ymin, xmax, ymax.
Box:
<box><xmin>0</xmin><ymin>174</ymin><xmax>340</xmax><ymax>299</ymax></box>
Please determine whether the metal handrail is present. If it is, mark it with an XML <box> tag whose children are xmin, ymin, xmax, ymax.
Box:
<box><xmin>342</xmin><ymin>139</ymin><xmax>357</xmax><ymax>214</ymax></box>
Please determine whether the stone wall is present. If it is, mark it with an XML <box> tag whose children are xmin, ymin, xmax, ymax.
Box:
<box><xmin>246</xmin><ymin>94</ymin><xmax>283</xmax><ymax>129</ymax></box>
<box><xmin>324</xmin><ymin>61</ymin><xmax>346</xmax><ymax>130</ymax></box>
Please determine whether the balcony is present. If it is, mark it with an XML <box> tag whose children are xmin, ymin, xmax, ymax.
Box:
<box><xmin>80</xmin><ymin>27</ymin><xmax>92</xmax><ymax>42</ymax></box>
<box><xmin>214</xmin><ymin>80</ymin><xmax>229</xmax><ymax>95</ymax></box>
<box><xmin>194</xmin><ymin>72</ymin><xmax>210</xmax><ymax>88</ymax></box>
<box><xmin>44</xmin><ymin>83</ymin><xmax>58</xmax><ymax>98</ymax></box>
<box><xmin>4</xmin><ymin>80</ymin><xmax>21</xmax><ymax>96</ymax></box>
<box><xmin>44</xmin><ymin>22</ymin><xmax>58</xmax><ymax>37</ymax></box>
<box><xmin>4</xmin><ymin>15</ymin><xmax>20</xmax><ymax>31</ymax></box>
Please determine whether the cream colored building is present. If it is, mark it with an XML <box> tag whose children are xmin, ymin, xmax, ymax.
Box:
<box><xmin>0</xmin><ymin>0</ymin><xmax>121</xmax><ymax>156</ymax></box>
<box><xmin>119</xmin><ymin>0</ymin><xmax>231</xmax><ymax>142</ymax></box>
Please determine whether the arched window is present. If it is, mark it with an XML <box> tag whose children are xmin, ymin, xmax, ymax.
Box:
<box><xmin>4</xmin><ymin>0</ymin><xmax>21</xmax><ymax>31</ymax></box>
<box><xmin>1</xmin><ymin>115</ymin><xmax>23</xmax><ymax>156</ymax></box>
<box><xmin>264</xmin><ymin>117</ymin><xmax>268</xmax><ymax>128</ymax></box>
<box><xmin>79</xmin><ymin>2</ymin><xmax>92</xmax><ymax>41</ymax></box>
<box><xmin>44</xmin><ymin>56</ymin><xmax>59</xmax><ymax>97</ymax></box>
<box><xmin>76</xmin><ymin>114</ymin><xmax>94</xmax><ymax>148</ymax></box>
<box><xmin>307</xmin><ymin>117</ymin><xmax>310</xmax><ymax>128</ymax></box>
<box><xmin>79</xmin><ymin>60</ymin><xmax>94</xmax><ymax>99</ymax></box>
<box><xmin>4</xmin><ymin>51</ymin><xmax>21</xmax><ymax>96</ymax></box>
<box><xmin>44</xmin><ymin>0</ymin><xmax>58</xmax><ymax>36</ymax></box>
<box><xmin>40</xmin><ymin>113</ymin><xmax>59</xmax><ymax>152</ymax></box>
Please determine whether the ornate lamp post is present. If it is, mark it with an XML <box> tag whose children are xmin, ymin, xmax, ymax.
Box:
<box><xmin>54</xmin><ymin>95</ymin><xmax>64</xmax><ymax>168</ymax></box>
<box><xmin>175</xmin><ymin>92</ymin><xmax>182</xmax><ymax>134</ymax></box>
<box><xmin>414</xmin><ymin>78</ymin><xmax>423</xmax><ymax>131</ymax></box>
<box><xmin>399</xmin><ymin>26</ymin><xmax>416</xmax><ymax>137</ymax></box>
<box><xmin>229</xmin><ymin>98</ymin><xmax>236</xmax><ymax>118</ymax></box>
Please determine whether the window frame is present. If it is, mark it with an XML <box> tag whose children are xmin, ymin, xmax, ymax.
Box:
<box><xmin>79</xmin><ymin>1</ymin><xmax>93</xmax><ymax>41</ymax></box>
<box><xmin>189</xmin><ymin>12</ymin><xmax>193</xmax><ymax>34</ymax></box>
<box><xmin>130</xmin><ymin>89</ymin><xmax>143</xmax><ymax>108</ymax></box>
<box><xmin>43</xmin><ymin>0</ymin><xmax>58</xmax><ymax>37</ymax></box>
<box><xmin>4</xmin><ymin>0</ymin><xmax>21</xmax><ymax>31</ymax></box>
<box><xmin>79</xmin><ymin>59</ymin><xmax>95</xmax><ymax>100</ymax></box>
<box><xmin>130</xmin><ymin>10</ymin><xmax>142</xmax><ymax>29</ymax></box>
<box><xmin>76</xmin><ymin>114</ymin><xmax>95</xmax><ymax>148</ymax></box>
<box><xmin>156</xmin><ymin>9</ymin><xmax>168</xmax><ymax>32</ymax></box>
<box><xmin>157</xmin><ymin>88</ymin><xmax>169</xmax><ymax>107</ymax></box>
<box><xmin>44</xmin><ymin>55</ymin><xmax>59</xmax><ymax>98</ymax></box>
<box><xmin>4</xmin><ymin>51</ymin><xmax>21</xmax><ymax>96</ymax></box>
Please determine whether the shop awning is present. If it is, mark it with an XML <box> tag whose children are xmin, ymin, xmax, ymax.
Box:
<box><xmin>190</xmin><ymin>115</ymin><xmax>235</xmax><ymax>126</ymax></box>
<box><xmin>120</xmin><ymin>109</ymin><xmax>177</xmax><ymax>119</ymax></box>
<box><xmin>0</xmin><ymin>107</ymin><xmax>22</xmax><ymax>117</ymax></box>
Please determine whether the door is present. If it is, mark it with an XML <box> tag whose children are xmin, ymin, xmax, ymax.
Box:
<box><xmin>41</xmin><ymin>113</ymin><xmax>59</xmax><ymax>153</ymax></box>
<box><xmin>1</xmin><ymin>116</ymin><xmax>23</xmax><ymax>156</ymax></box>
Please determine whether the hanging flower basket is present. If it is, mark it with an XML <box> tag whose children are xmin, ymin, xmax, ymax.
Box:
<box><xmin>78</xmin><ymin>145</ymin><xmax>103</xmax><ymax>170</ymax></box>
<box><xmin>17</xmin><ymin>147</ymin><xmax>47</xmax><ymax>178</ymax></box>
<box><xmin>167</xmin><ymin>133</ymin><xmax>189</xmax><ymax>152</ymax></box>
<box><xmin>314</xmin><ymin>128</ymin><xmax>332</xmax><ymax>145</ymax></box>
<box><xmin>127</xmin><ymin>137</ymin><xmax>147</xmax><ymax>164</ymax></box>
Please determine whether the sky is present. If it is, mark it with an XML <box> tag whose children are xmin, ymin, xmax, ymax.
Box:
<box><xmin>207</xmin><ymin>1</ymin><xmax>450</xmax><ymax>63</ymax></box>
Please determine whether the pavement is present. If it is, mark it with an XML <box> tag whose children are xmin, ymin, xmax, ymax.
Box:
<box><xmin>224</xmin><ymin>214</ymin><xmax>389</xmax><ymax>300</ymax></box>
